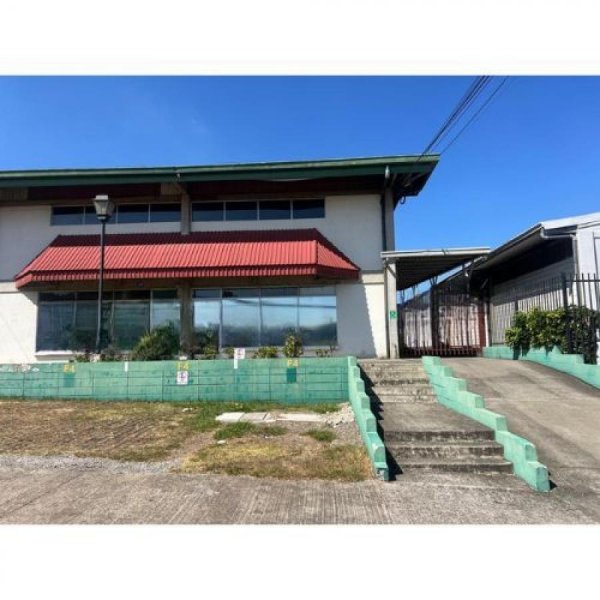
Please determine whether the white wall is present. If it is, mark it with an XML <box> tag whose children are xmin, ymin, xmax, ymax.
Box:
<box><xmin>0</xmin><ymin>282</ymin><xmax>38</xmax><ymax>363</ymax></box>
<box><xmin>0</xmin><ymin>205</ymin><xmax>180</xmax><ymax>281</ymax></box>
<box><xmin>336</xmin><ymin>275</ymin><xmax>386</xmax><ymax>358</ymax></box>
<box><xmin>190</xmin><ymin>194</ymin><xmax>383</xmax><ymax>271</ymax></box>
<box><xmin>576</xmin><ymin>223</ymin><xmax>600</xmax><ymax>276</ymax></box>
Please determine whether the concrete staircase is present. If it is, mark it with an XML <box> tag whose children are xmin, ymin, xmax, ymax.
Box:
<box><xmin>359</xmin><ymin>359</ymin><xmax>512</xmax><ymax>476</ymax></box>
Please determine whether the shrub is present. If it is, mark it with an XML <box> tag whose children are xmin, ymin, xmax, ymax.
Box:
<box><xmin>505</xmin><ymin>306</ymin><xmax>599</xmax><ymax>364</ymax></box>
<box><xmin>314</xmin><ymin>348</ymin><xmax>331</xmax><ymax>357</ymax></box>
<box><xmin>283</xmin><ymin>334</ymin><xmax>303</xmax><ymax>358</ymax></box>
<box><xmin>99</xmin><ymin>344</ymin><xmax>126</xmax><ymax>362</ymax></box>
<box><xmin>130</xmin><ymin>323</ymin><xmax>180</xmax><ymax>361</ymax></box>
<box><xmin>223</xmin><ymin>346</ymin><xmax>235</xmax><ymax>359</ymax></box>
<box><xmin>253</xmin><ymin>346</ymin><xmax>279</xmax><ymax>359</ymax></box>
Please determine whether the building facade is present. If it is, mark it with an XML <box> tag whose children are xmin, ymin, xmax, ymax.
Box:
<box><xmin>0</xmin><ymin>155</ymin><xmax>438</xmax><ymax>363</ymax></box>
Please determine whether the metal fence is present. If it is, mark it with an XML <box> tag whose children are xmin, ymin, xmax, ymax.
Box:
<box><xmin>398</xmin><ymin>281</ymin><xmax>484</xmax><ymax>357</ymax></box>
<box><xmin>489</xmin><ymin>273</ymin><xmax>600</xmax><ymax>346</ymax></box>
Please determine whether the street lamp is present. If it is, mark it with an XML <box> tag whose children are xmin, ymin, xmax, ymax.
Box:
<box><xmin>93</xmin><ymin>194</ymin><xmax>115</xmax><ymax>353</ymax></box>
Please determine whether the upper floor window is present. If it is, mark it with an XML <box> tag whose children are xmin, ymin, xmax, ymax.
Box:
<box><xmin>192</xmin><ymin>198</ymin><xmax>325</xmax><ymax>222</ymax></box>
<box><xmin>51</xmin><ymin>203</ymin><xmax>181</xmax><ymax>225</ymax></box>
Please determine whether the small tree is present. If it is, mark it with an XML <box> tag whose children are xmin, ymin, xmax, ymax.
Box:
<box><xmin>130</xmin><ymin>323</ymin><xmax>180</xmax><ymax>361</ymax></box>
<box><xmin>283</xmin><ymin>334</ymin><xmax>303</xmax><ymax>358</ymax></box>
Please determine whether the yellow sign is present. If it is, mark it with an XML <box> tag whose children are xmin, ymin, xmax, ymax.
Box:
<box><xmin>287</xmin><ymin>359</ymin><xmax>299</xmax><ymax>368</ymax></box>
<box><xmin>176</xmin><ymin>361</ymin><xmax>189</xmax><ymax>371</ymax></box>
<box><xmin>63</xmin><ymin>364</ymin><xmax>75</xmax><ymax>373</ymax></box>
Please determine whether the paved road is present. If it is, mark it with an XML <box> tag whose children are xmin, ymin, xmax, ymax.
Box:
<box><xmin>0</xmin><ymin>453</ymin><xmax>599</xmax><ymax>524</ymax></box>
<box><xmin>445</xmin><ymin>357</ymin><xmax>600</xmax><ymax>521</ymax></box>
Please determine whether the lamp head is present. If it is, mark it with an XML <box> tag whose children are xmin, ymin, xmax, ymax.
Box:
<box><xmin>93</xmin><ymin>195</ymin><xmax>115</xmax><ymax>222</ymax></box>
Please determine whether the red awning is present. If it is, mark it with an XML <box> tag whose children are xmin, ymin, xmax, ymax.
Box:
<box><xmin>15</xmin><ymin>229</ymin><xmax>359</xmax><ymax>288</ymax></box>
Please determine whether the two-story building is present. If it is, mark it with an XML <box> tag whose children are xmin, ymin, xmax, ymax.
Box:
<box><xmin>0</xmin><ymin>155</ymin><xmax>438</xmax><ymax>363</ymax></box>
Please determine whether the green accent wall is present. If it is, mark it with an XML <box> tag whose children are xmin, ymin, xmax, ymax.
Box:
<box><xmin>484</xmin><ymin>345</ymin><xmax>600</xmax><ymax>390</ymax></box>
<box><xmin>0</xmin><ymin>357</ymin><xmax>348</xmax><ymax>404</ymax></box>
<box><xmin>422</xmin><ymin>356</ymin><xmax>550</xmax><ymax>492</ymax></box>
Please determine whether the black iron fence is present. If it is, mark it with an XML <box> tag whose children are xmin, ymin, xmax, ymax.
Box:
<box><xmin>398</xmin><ymin>281</ymin><xmax>485</xmax><ymax>357</ymax></box>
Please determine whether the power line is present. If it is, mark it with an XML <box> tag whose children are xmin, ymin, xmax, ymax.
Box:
<box><xmin>438</xmin><ymin>77</ymin><xmax>510</xmax><ymax>154</ymax></box>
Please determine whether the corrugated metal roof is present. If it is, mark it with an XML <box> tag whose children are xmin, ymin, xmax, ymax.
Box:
<box><xmin>15</xmin><ymin>229</ymin><xmax>359</xmax><ymax>287</ymax></box>
<box><xmin>381</xmin><ymin>247</ymin><xmax>490</xmax><ymax>290</ymax></box>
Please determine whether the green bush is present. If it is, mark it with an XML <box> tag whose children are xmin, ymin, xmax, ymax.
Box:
<box><xmin>314</xmin><ymin>348</ymin><xmax>331</xmax><ymax>357</ymax></box>
<box><xmin>223</xmin><ymin>346</ymin><xmax>235</xmax><ymax>359</ymax></box>
<box><xmin>99</xmin><ymin>344</ymin><xmax>126</xmax><ymax>362</ymax></box>
<box><xmin>253</xmin><ymin>346</ymin><xmax>279</xmax><ymax>359</ymax></box>
<box><xmin>283</xmin><ymin>334</ymin><xmax>303</xmax><ymax>358</ymax></box>
<box><xmin>130</xmin><ymin>323</ymin><xmax>180</xmax><ymax>361</ymax></box>
<box><xmin>505</xmin><ymin>306</ymin><xmax>598</xmax><ymax>364</ymax></box>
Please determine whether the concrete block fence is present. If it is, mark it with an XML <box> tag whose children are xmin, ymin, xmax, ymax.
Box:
<box><xmin>0</xmin><ymin>357</ymin><xmax>349</xmax><ymax>404</ymax></box>
<box><xmin>422</xmin><ymin>356</ymin><xmax>550</xmax><ymax>492</ymax></box>
<box><xmin>346</xmin><ymin>357</ymin><xmax>389</xmax><ymax>480</ymax></box>
<box><xmin>484</xmin><ymin>345</ymin><xmax>600</xmax><ymax>390</ymax></box>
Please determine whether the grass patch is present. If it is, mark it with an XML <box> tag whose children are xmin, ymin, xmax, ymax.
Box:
<box><xmin>303</xmin><ymin>429</ymin><xmax>336</xmax><ymax>443</ymax></box>
<box><xmin>214</xmin><ymin>422</ymin><xmax>258</xmax><ymax>440</ymax></box>
<box><xmin>214</xmin><ymin>422</ymin><xmax>289</xmax><ymax>440</ymax></box>
<box><xmin>180</xmin><ymin>440</ymin><xmax>371</xmax><ymax>481</ymax></box>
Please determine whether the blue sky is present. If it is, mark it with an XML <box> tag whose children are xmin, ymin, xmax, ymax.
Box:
<box><xmin>0</xmin><ymin>76</ymin><xmax>599</xmax><ymax>250</ymax></box>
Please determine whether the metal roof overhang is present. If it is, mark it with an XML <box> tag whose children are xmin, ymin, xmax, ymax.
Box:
<box><xmin>381</xmin><ymin>247</ymin><xmax>491</xmax><ymax>291</ymax></box>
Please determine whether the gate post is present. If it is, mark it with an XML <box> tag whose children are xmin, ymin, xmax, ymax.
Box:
<box><xmin>561</xmin><ymin>273</ymin><xmax>573</xmax><ymax>353</ymax></box>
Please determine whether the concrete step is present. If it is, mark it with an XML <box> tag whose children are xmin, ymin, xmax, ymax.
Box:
<box><xmin>370</xmin><ymin>385</ymin><xmax>434</xmax><ymax>395</ymax></box>
<box><xmin>372</xmin><ymin>396</ymin><xmax>437</xmax><ymax>404</ymax></box>
<box><xmin>383</xmin><ymin>428</ymin><xmax>496</xmax><ymax>443</ymax></box>
<box><xmin>387</xmin><ymin>440</ymin><xmax>505</xmax><ymax>459</ymax></box>
<box><xmin>393</xmin><ymin>457</ymin><xmax>513</xmax><ymax>474</ymax></box>
<box><xmin>365</xmin><ymin>377</ymin><xmax>430</xmax><ymax>386</ymax></box>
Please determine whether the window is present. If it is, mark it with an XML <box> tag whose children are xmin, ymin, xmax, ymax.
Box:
<box><xmin>52</xmin><ymin>203</ymin><xmax>181</xmax><ymax>225</ymax></box>
<box><xmin>192</xmin><ymin>202</ymin><xmax>224</xmax><ymax>222</ymax></box>
<box><xmin>150</xmin><ymin>203</ymin><xmax>181</xmax><ymax>223</ymax></box>
<box><xmin>259</xmin><ymin>200</ymin><xmax>291</xmax><ymax>220</ymax></box>
<box><xmin>222</xmin><ymin>289</ymin><xmax>261</xmax><ymax>347</ymax></box>
<box><xmin>293</xmin><ymin>198</ymin><xmax>325</xmax><ymax>219</ymax></box>
<box><xmin>116</xmin><ymin>204</ymin><xmax>149</xmax><ymax>223</ymax></box>
<box><xmin>191</xmin><ymin>198</ymin><xmax>325</xmax><ymax>222</ymax></box>
<box><xmin>35</xmin><ymin>290</ymin><xmax>180</xmax><ymax>351</ymax></box>
<box><xmin>192</xmin><ymin>286</ymin><xmax>337</xmax><ymax>348</ymax></box>
<box><xmin>225</xmin><ymin>201</ymin><xmax>257</xmax><ymax>221</ymax></box>
<box><xmin>51</xmin><ymin>206</ymin><xmax>84</xmax><ymax>225</ymax></box>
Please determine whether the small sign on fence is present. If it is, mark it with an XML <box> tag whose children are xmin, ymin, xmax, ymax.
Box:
<box><xmin>176</xmin><ymin>370</ymin><xmax>189</xmax><ymax>385</ymax></box>
<box><xmin>233</xmin><ymin>348</ymin><xmax>245</xmax><ymax>369</ymax></box>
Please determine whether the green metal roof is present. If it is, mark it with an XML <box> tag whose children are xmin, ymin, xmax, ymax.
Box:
<box><xmin>0</xmin><ymin>154</ymin><xmax>439</xmax><ymax>189</ymax></box>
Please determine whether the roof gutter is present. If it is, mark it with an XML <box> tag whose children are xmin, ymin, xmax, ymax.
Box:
<box><xmin>539</xmin><ymin>226</ymin><xmax>579</xmax><ymax>276</ymax></box>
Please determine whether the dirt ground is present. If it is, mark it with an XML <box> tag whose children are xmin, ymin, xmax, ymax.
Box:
<box><xmin>0</xmin><ymin>400</ymin><xmax>371</xmax><ymax>481</ymax></box>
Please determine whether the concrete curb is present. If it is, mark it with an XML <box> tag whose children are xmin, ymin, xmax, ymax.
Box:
<box><xmin>483</xmin><ymin>345</ymin><xmax>600</xmax><ymax>390</ymax></box>
<box><xmin>421</xmin><ymin>356</ymin><xmax>550</xmax><ymax>492</ymax></box>
<box><xmin>347</xmin><ymin>357</ymin><xmax>389</xmax><ymax>481</ymax></box>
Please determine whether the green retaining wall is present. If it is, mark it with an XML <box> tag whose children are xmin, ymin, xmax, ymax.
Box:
<box><xmin>346</xmin><ymin>357</ymin><xmax>389</xmax><ymax>481</ymax></box>
<box><xmin>422</xmin><ymin>356</ymin><xmax>550</xmax><ymax>492</ymax></box>
<box><xmin>484</xmin><ymin>345</ymin><xmax>600</xmax><ymax>390</ymax></box>
<box><xmin>0</xmin><ymin>357</ymin><xmax>349</xmax><ymax>404</ymax></box>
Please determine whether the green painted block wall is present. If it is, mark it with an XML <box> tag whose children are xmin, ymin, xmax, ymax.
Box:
<box><xmin>346</xmin><ymin>357</ymin><xmax>389</xmax><ymax>481</ymax></box>
<box><xmin>422</xmin><ymin>356</ymin><xmax>550</xmax><ymax>492</ymax></box>
<box><xmin>0</xmin><ymin>357</ymin><xmax>349</xmax><ymax>405</ymax></box>
<box><xmin>484</xmin><ymin>345</ymin><xmax>600</xmax><ymax>390</ymax></box>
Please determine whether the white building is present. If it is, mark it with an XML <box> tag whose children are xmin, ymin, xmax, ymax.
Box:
<box><xmin>0</xmin><ymin>155</ymin><xmax>439</xmax><ymax>363</ymax></box>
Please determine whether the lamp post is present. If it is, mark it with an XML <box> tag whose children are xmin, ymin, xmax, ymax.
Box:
<box><xmin>93</xmin><ymin>194</ymin><xmax>115</xmax><ymax>354</ymax></box>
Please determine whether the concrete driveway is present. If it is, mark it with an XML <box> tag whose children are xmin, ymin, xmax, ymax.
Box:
<box><xmin>1</xmin><ymin>452</ymin><xmax>599</xmax><ymax>524</ymax></box>
<box><xmin>445</xmin><ymin>357</ymin><xmax>600</xmax><ymax>521</ymax></box>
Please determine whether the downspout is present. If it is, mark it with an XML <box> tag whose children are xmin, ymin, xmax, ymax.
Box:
<box><xmin>381</xmin><ymin>167</ymin><xmax>391</xmax><ymax>358</ymax></box>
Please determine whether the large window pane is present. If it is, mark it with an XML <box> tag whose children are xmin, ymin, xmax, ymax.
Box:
<box><xmin>225</xmin><ymin>201</ymin><xmax>257</xmax><ymax>221</ymax></box>
<box><xmin>259</xmin><ymin>200</ymin><xmax>291</xmax><ymax>220</ymax></box>
<box><xmin>51</xmin><ymin>206</ymin><xmax>84</xmax><ymax>225</ymax></box>
<box><xmin>150</xmin><ymin>203</ymin><xmax>181</xmax><ymax>223</ymax></box>
<box><xmin>193</xmin><ymin>290</ymin><xmax>221</xmax><ymax>350</ymax></box>
<box><xmin>111</xmin><ymin>300</ymin><xmax>150</xmax><ymax>349</ymax></box>
<box><xmin>117</xmin><ymin>204</ymin><xmax>149</xmax><ymax>223</ymax></box>
<box><xmin>260</xmin><ymin>288</ymin><xmax>298</xmax><ymax>345</ymax></box>
<box><xmin>36</xmin><ymin>302</ymin><xmax>75</xmax><ymax>350</ymax></box>
<box><xmin>293</xmin><ymin>198</ymin><xmax>325</xmax><ymax>219</ymax></box>
<box><xmin>192</xmin><ymin>202</ymin><xmax>224</xmax><ymax>222</ymax></box>
<box><xmin>222</xmin><ymin>289</ymin><xmax>260</xmax><ymax>347</ymax></box>
<box><xmin>152</xmin><ymin>290</ymin><xmax>181</xmax><ymax>330</ymax></box>
<box><xmin>73</xmin><ymin>300</ymin><xmax>100</xmax><ymax>350</ymax></box>
<box><xmin>298</xmin><ymin>288</ymin><xmax>337</xmax><ymax>346</ymax></box>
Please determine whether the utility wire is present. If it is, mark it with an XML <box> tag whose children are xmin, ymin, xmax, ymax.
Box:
<box><xmin>437</xmin><ymin>77</ymin><xmax>510</xmax><ymax>154</ymax></box>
